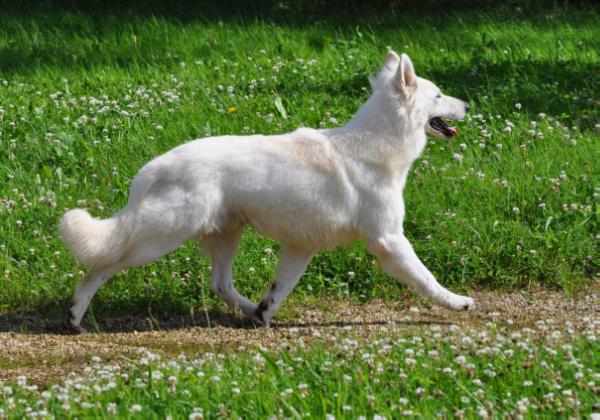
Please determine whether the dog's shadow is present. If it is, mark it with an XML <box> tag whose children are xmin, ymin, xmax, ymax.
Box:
<box><xmin>0</xmin><ymin>309</ymin><xmax>451</xmax><ymax>335</ymax></box>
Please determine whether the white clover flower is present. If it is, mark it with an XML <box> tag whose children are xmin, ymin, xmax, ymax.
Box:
<box><xmin>517</xmin><ymin>397</ymin><xmax>529</xmax><ymax>413</ymax></box>
<box><xmin>515</xmin><ymin>103</ymin><xmax>522</xmax><ymax>110</ymax></box>
<box><xmin>189</xmin><ymin>410</ymin><xmax>204</xmax><ymax>420</ymax></box>
<box><xmin>512</xmin><ymin>207</ymin><xmax>520</xmax><ymax>214</ymax></box>
<box><xmin>452</xmin><ymin>153</ymin><xmax>464</xmax><ymax>163</ymax></box>
<box><xmin>442</xmin><ymin>367</ymin><xmax>454</xmax><ymax>375</ymax></box>
<box><xmin>130</xmin><ymin>404</ymin><xmax>142</xmax><ymax>413</ymax></box>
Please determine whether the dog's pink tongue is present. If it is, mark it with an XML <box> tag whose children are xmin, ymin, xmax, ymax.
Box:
<box><xmin>448</xmin><ymin>126</ymin><xmax>458</xmax><ymax>137</ymax></box>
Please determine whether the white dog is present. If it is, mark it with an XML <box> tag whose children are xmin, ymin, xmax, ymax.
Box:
<box><xmin>60</xmin><ymin>51</ymin><xmax>474</xmax><ymax>330</ymax></box>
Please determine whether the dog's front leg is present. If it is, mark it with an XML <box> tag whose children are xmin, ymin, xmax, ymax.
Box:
<box><xmin>254</xmin><ymin>246</ymin><xmax>314</xmax><ymax>327</ymax></box>
<box><xmin>370</xmin><ymin>234</ymin><xmax>475</xmax><ymax>310</ymax></box>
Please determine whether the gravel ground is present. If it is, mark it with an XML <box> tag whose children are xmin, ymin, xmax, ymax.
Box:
<box><xmin>0</xmin><ymin>290</ymin><xmax>597</xmax><ymax>386</ymax></box>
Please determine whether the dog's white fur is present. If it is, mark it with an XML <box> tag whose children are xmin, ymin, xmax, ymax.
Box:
<box><xmin>60</xmin><ymin>51</ymin><xmax>474</xmax><ymax>328</ymax></box>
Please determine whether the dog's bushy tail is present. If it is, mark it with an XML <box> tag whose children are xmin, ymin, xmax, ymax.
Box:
<box><xmin>59</xmin><ymin>209</ymin><xmax>124</xmax><ymax>266</ymax></box>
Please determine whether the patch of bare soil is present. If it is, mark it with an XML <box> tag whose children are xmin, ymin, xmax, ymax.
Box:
<box><xmin>0</xmin><ymin>290</ymin><xmax>597</xmax><ymax>386</ymax></box>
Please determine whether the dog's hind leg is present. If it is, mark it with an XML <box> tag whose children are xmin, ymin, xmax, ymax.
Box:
<box><xmin>203</xmin><ymin>227</ymin><xmax>257</xmax><ymax>318</ymax></box>
<box><xmin>69</xmin><ymin>263</ymin><xmax>123</xmax><ymax>330</ymax></box>
<box><xmin>254</xmin><ymin>246</ymin><xmax>314</xmax><ymax>327</ymax></box>
<box><xmin>68</xmin><ymin>230</ymin><xmax>188</xmax><ymax>331</ymax></box>
<box><xmin>370</xmin><ymin>234</ymin><xmax>475</xmax><ymax>311</ymax></box>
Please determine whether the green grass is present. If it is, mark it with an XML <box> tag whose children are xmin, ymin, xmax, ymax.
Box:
<box><xmin>0</xmin><ymin>2</ymin><xmax>598</xmax><ymax>317</ymax></box>
<box><xmin>1</xmin><ymin>319</ymin><xmax>598</xmax><ymax>418</ymax></box>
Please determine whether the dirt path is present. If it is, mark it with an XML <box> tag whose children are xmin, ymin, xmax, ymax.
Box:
<box><xmin>1</xmin><ymin>290</ymin><xmax>597</xmax><ymax>385</ymax></box>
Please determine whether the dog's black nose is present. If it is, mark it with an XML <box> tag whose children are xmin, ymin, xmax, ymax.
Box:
<box><xmin>464</xmin><ymin>103</ymin><xmax>470</xmax><ymax>113</ymax></box>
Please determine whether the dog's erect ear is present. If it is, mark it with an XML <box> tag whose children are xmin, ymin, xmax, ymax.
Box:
<box><xmin>383</xmin><ymin>50</ymin><xmax>400</xmax><ymax>72</ymax></box>
<box><xmin>395</xmin><ymin>53</ymin><xmax>417</xmax><ymax>93</ymax></box>
<box><xmin>371</xmin><ymin>50</ymin><xmax>400</xmax><ymax>86</ymax></box>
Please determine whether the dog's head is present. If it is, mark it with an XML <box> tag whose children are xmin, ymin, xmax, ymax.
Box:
<box><xmin>372</xmin><ymin>50</ymin><xmax>469</xmax><ymax>139</ymax></box>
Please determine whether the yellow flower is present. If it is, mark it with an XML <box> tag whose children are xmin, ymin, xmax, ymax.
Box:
<box><xmin>228</xmin><ymin>106</ymin><xmax>236</xmax><ymax>113</ymax></box>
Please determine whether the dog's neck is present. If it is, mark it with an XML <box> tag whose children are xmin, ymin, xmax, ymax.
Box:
<box><xmin>325</xmin><ymin>90</ymin><xmax>428</xmax><ymax>171</ymax></box>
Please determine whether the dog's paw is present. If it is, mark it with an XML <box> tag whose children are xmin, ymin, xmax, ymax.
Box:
<box><xmin>252</xmin><ymin>301</ymin><xmax>272</xmax><ymax>328</ymax></box>
<box><xmin>64</xmin><ymin>309</ymin><xmax>88</xmax><ymax>334</ymax></box>
<box><xmin>460</xmin><ymin>297</ymin><xmax>475</xmax><ymax>311</ymax></box>
<box><xmin>447</xmin><ymin>295</ymin><xmax>475</xmax><ymax>311</ymax></box>
<box><xmin>63</xmin><ymin>319</ymin><xmax>87</xmax><ymax>334</ymax></box>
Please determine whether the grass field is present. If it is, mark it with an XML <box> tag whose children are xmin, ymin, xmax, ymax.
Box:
<box><xmin>0</xmin><ymin>1</ymin><xmax>599</xmax><ymax>416</ymax></box>
<box><xmin>2</xmin><ymin>312</ymin><xmax>599</xmax><ymax>418</ymax></box>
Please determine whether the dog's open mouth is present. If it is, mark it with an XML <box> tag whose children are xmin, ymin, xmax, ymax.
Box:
<box><xmin>429</xmin><ymin>117</ymin><xmax>458</xmax><ymax>138</ymax></box>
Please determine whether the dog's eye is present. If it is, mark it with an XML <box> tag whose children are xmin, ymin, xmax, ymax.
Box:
<box><xmin>435</xmin><ymin>94</ymin><xmax>442</xmax><ymax>99</ymax></box>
